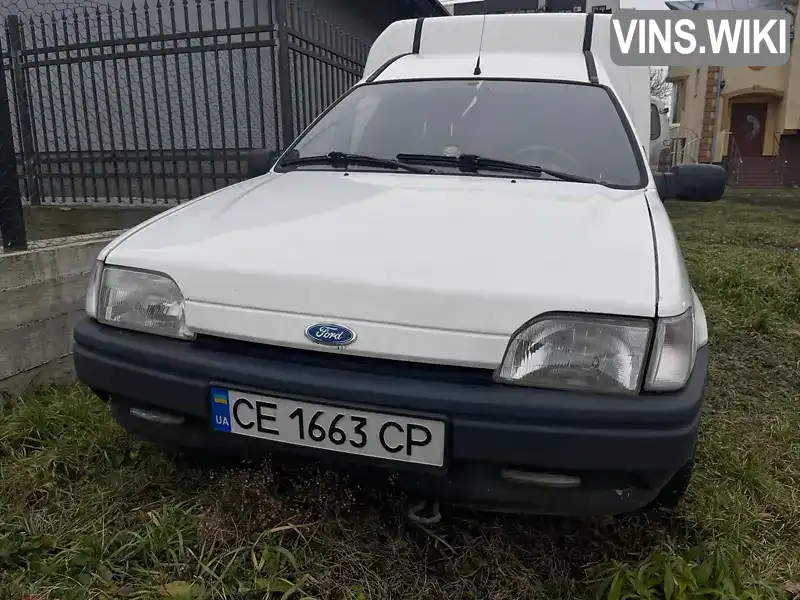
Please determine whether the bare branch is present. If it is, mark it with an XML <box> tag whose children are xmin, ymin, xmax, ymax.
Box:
<box><xmin>650</xmin><ymin>68</ymin><xmax>671</xmax><ymax>101</ymax></box>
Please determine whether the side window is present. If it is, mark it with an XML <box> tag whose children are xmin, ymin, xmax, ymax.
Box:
<box><xmin>650</xmin><ymin>103</ymin><xmax>661</xmax><ymax>141</ymax></box>
<box><xmin>672</xmin><ymin>83</ymin><xmax>683</xmax><ymax>123</ymax></box>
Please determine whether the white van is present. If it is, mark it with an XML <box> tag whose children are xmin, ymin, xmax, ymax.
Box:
<box><xmin>650</xmin><ymin>96</ymin><xmax>671</xmax><ymax>172</ymax></box>
<box><xmin>74</xmin><ymin>12</ymin><xmax>726</xmax><ymax>519</ymax></box>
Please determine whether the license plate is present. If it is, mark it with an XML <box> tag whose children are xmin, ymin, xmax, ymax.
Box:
<box><xmin>209</xmin><ymin>387</ymin><xmax>446</xmax><ymax>467</ymax></box>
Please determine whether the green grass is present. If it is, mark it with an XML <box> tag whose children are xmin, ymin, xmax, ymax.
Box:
<box><xmin>1</xmin><ymin>199</ymin><xmax>799</xmax><ymax>599</ymax></box>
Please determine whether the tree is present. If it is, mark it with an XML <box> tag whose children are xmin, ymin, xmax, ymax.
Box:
<box><xmin>650</xmin><ymin>67</ymin><xmax>671</xmax><ymax>101</ymax></box>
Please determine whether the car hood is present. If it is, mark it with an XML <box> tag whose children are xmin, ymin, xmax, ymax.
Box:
<box><xmin>104</xmin><ymin>170</ymin><xmax>657</xmax><ymax>353</ymax></box>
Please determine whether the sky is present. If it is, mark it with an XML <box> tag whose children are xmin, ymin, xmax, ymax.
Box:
<box><xmin>621</xmin><ymin>0</ymin><xmax>671</xmax><ymax>9</ymax></box>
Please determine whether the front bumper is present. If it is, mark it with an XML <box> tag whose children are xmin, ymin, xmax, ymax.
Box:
<box><xmin>73</xmin><ymin>317</ymin><xmax>708</xmax><ymax>516</ymax></box>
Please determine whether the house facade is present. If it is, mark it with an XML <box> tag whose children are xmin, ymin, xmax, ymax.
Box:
<box><xmin>666</xmin><ymin>0</ymin><xmax>800</xmax><ymax>186</ymax></box>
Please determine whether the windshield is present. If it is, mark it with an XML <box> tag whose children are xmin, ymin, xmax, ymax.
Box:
<box><xmin>278</xmin><ymin>79</ymin><xmax>646</xmax><ymax>188</ymax></box>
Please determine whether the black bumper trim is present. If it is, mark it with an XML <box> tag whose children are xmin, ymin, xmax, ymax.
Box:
<box><xmin>108</xmin><ymin>396</ymin><xmax>663</xmax><ymax>516</ymax></box>
<box><xmin>73</xmin><ymin>317</ymin><xmax>707</xmax><ymax>474</ymax></box>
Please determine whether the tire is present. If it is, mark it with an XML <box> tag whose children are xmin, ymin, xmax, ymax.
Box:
<box><xmin>646</xmin><ymin>457</ymin><xmax>695</xmax><ymax>513</ymax></box>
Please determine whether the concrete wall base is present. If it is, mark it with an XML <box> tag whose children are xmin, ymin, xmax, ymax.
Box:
<box><xmin>0</xmin><ymin>233</ymin><xmax>119</xmax><ymax>399</ymax></box>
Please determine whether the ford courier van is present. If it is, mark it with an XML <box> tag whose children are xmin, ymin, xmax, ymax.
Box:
<box><xmin>650</xmin><ymin>96</ymin><xmax>671</xmax><ymax>172</ymax></box>
<box><xmin>73</xmin><ymin>12</ymin><xmax>727</xmax><ymax>518</ymax></box>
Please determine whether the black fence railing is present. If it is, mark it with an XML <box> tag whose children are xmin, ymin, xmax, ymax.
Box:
<box><xmin>0</xmin><ymin>0</ymin><xmax>369</xmax><ymax>251</ymax></box>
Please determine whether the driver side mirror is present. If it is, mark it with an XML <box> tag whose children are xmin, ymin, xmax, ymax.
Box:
<box><xmin>247</xmin><ymin>149</ymin><xmax>284</xmax><ymax>178</ymax></box>
<box><xmin>654</xmin><ymin>163</ymin><xmax>726</xmax><ymax>202</ymax></box>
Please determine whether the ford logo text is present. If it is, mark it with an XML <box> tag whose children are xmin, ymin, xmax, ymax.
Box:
<box><xmin>304</xmin><ymin>323</ymin><xmax>357</xmax><ymax>347</ymax></box>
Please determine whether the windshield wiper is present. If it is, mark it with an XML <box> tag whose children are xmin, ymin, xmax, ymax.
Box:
<box><xmin>395</xmin><ymin>153</ymin><xmax>602</xmax><ymax>185</ymax></box>
<box><xmin>280</xmin><ymin>151</ymin><xmax>430</xmax><ymax>174</ymax></box>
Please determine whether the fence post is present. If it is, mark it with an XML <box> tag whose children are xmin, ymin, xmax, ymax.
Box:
<box><xmin>0</xmin><ymin>52</ymin><xmax>27</xmax><ymax>251</ymax></box>
<box><xmin>7</xmin><ymin>15</ymin><xmax>39</xmax><ymax>206</ymax></box>
<box><xmin>274</xmin><ymin>0</ymin><xmax>295</xmax><ymax>150</ymax></box>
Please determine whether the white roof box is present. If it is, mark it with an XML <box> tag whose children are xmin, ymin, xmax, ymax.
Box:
<box><xmin>362</xmin><ymin>13</ymin><xmax>651</xmax><ymax>152</ymax></box>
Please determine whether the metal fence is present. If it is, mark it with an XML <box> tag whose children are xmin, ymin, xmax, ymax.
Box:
<box><xmin>0</xmin><ymin>0</ymin><xmax>369</xmax><ymax>251</ymax></box>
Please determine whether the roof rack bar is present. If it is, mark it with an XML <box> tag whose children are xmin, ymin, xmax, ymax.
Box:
<box><xmin>412</xmin><ymin>17</ymin><xmax>425</xmax><ymax>53</ymax></box>
<box><xmin>582</xmin><ymin>13</ymin><xmax>599</xmax><ymax>83</ymax></box>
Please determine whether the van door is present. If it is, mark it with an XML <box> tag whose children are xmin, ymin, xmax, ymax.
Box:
<box><xmin>649</xmin><ymin>101</ymin><xmax>669</xmax><ymax>172</ymax></box>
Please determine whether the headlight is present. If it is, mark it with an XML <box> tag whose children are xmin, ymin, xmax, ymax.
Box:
<box><xmin>644</xmin><ymin>307</ymin><xmax>695</xmax><ymax>391</ymax></box>
<box><xmin>494</xmin><ymin>314</ymin><xmax>653</xmax><ymax>394</ymax></box>
<box><xmin>92</xmin><ymin>265</ymin><xmax>194</xmax><ymax>340</ymax></box>
<box><xmin>85</xmin><ymin>260</ymin><xmax>103</xmax><ymax>318</ymax></box>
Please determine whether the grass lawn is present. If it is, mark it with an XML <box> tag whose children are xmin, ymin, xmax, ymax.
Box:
<box><xmin>1</xmin><ymin>200</ymin><xmax>799</xmax><ymax>600</ymax></box>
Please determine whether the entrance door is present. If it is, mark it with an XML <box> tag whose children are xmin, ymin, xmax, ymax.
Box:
<box><xmin>730</xmin><ymin>102</ymin><xmax>768</xmax><ymax>157</ymax></box>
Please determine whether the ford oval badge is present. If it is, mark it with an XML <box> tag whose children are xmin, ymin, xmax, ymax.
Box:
<box><xmin>305</xmin><ymin>323</ymin><xmax>357</xmax><ymax>347</ymax></box>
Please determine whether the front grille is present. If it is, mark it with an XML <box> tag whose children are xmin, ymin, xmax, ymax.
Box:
<box><xmin>193</xmin><ymin>334</ymin><xmax>496</xmax><ymax>386</ymax></box>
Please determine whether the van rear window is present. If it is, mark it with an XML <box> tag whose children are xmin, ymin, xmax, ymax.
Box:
<box><xmin>651</xmin><ymin>103</ymin><xmax>662</xmax><ymax>141</ymax></box>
